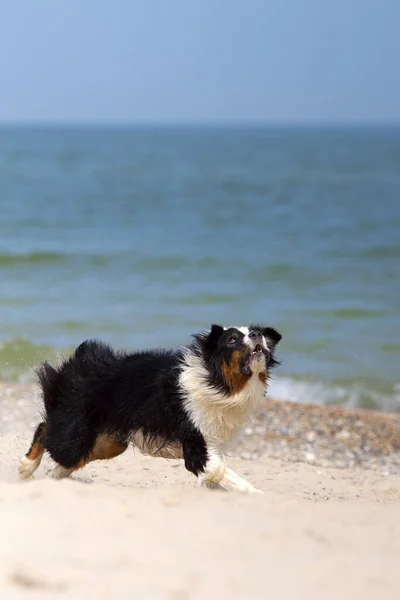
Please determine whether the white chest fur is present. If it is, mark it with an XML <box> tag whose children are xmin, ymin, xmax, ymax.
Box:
<box><xmin>179</xmin><ymin>352</ymin><xmax>266</xmax><ymax>449</ymax></box>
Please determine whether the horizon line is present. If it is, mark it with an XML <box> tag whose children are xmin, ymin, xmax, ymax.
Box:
<box><xmin>0</xmin><ymin>118</ymin><xmax>400</xmax><ymax>128</ymax></box>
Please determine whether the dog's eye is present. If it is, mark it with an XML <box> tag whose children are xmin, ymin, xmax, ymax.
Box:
<box><xmin>227</xmin><ymin>336</ymin><xmax>237</xmax><ymax>346</ymax></box>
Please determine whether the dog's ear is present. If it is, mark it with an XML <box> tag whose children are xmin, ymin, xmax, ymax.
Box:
<box><xmin>261</xmin><ymin>327</ymin><xmax>282</xmax><ymax>350</ymax></box>
<box><xmin>201</xmin><ymin>324</ymin><xmax>224</xmax><ymax>348</ymax></box>
<box><xmin>193</xmin><ymin>324</ymin><xmax>224</xmax><ymax>358</ymax></box>
<box><xmin>208</xmin><ymin>324</ymin><xmax>224</xmax><ymax>342</ymax></box>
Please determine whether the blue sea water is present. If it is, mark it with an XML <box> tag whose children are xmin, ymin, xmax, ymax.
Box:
<box><xmin>0</xmin><ymin>124</ymin><xmax>399</xmax><ymax>411</ymax></box>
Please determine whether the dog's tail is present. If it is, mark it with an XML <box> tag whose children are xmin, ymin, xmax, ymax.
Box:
<box><xmin>19</xmin><ymin>421</ymin><xmax>47</xmax><ymax>480</ymax></box>
<box><xmin>36</xmin><ymin>361</ymin><xmax>61</xmax><ymax>414</ymax></box>
<box><xmin>35</xmin><ymin>340</ymin><xmax>112</xmax><ymax>414</ymax></box>
<box><xmin>18</xmin><ymin>340</ymin><xmax>118</xmax><ymax>480</ymax></box>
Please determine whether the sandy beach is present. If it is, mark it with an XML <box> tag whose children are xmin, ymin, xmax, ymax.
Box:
<box><xmin>2</xmin><ymin>13</ymin><xmax>400</xmax><ymax>599</ymax></box>
<box><xmin>0</xmin><ymin>382</ymin><xmax>399</xmax><ymax>599</ymax></box>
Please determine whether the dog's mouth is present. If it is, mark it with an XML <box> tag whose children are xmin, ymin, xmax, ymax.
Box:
<box><xmin>246</xmin><ymin>344</ymin><xmax>268</xmax><ymax>370</ymax></box>
<box><xmin>241</xmin><ymin>344</ymin><xmax>269</xmax><ymax>375</ymax></box>
<box><xmin>251</xmin><ymin>344</ymin><xmax>265</xmax><ymax>356</ymax></box>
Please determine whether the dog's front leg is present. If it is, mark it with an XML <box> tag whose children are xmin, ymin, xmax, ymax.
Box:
<box><xmin>181</xmin><ymin>433</ymin><xmax>261</xmax><ymax>494</ymax></box>
<box><xmin>200</xmin><ymin>451</ymin><xmax>262</xmax><ymax>494</ymax></box>
<box><xmin>217</xmin><ymin>466</ymin><xmax>262</xmax><ymax>494</ymax></box>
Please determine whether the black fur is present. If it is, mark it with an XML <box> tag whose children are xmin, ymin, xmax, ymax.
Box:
<box><xmin>26</xmin><ymin>324</ymin><xmax>282</xmax><ymax>482</ymax></box>
<box><xmin>36</xmin><ymin>339</ymin><xmax>208</xmax><ymax>475</ymax></box>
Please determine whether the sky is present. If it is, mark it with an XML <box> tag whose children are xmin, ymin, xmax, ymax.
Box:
<box><xmin>0</xmin><ymin>0</ymin><xmax>399</xmax><ymax>123</ymax></box>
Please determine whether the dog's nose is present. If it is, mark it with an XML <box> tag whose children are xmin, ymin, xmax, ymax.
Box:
<box><xmin>248</xmin><ymin>330</ymin><xmax>262</xmax><ymax>343</ymax></box>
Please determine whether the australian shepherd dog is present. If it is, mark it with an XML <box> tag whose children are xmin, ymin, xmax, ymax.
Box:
<box><xmin>19</xmin><ymin>324</ymin><xmax>281</xmax><ymax>493</ymax></box>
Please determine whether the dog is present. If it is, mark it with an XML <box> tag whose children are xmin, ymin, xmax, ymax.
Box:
<box><xmin>19</xmin><ymin>324</ymin><xmax>281</xmax><ymax>493</ymax></box>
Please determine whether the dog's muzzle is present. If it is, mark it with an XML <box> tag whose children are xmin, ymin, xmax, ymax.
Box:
<box><xmin>247</xmin><ymin>332</ymin><xmax>269</xmax><ymax>357</ymax></box>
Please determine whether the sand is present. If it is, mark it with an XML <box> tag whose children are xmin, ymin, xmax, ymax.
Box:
<box><xmin>0</xmin><ymin>383</ymin><xmax>399</xmax><ymax>599</ymax></box>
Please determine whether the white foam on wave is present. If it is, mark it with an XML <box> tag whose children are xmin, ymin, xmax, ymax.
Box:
<box><xmin>268</xmin><ymin>377</ymin><xmax>400</xmax><ymax>413</ymax></box>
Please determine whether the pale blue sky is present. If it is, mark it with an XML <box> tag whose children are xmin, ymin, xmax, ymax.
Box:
<box><xmin>0</xmin><ymin>0</ymin><xmax>399</xmax><ymax>123</ymax></box>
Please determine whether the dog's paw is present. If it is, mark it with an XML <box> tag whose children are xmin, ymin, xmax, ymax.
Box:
<box><xmin>46</xmin><ymin>465</ymin><xmax>71</xmax><ymax>480</ymax></box>
<box><xmin>218</xmin><ymin>469</ymin><xmax>263</xmax><ymax>494</ymax></box>
<box><xmin>18</xmin><ymin>456</ymin><xmax>39</xmax><ymax>480</ymax></box>
<box><xmin>233</xmin><ymin>479</ymin><xmax>263</xmax><ymax>495</ymax></box>
<box><xmin>248</xmin><ymin>486</ymin><xmax>264</xmax><ymax>495</ymax></box>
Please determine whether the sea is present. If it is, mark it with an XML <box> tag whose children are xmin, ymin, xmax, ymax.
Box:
<box><xmin>0</xmin><ymin>124</ymin><xmax>399</xmax><ymax>412</ymax></box>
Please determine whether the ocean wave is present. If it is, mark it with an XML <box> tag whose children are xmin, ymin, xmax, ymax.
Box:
<box><xmin>0</xmin><ymin>339</ymin><xmax>398</xmax><ymax>413</ymax></box>
<box><xmin>0</xmin><ymin>251</ymin><xmax>120</xmax><ymax>268</ymax></box>
<box><xmin>0</xmin><ymin>339</ymin><xmax>68</xmax><ymax>383</ymax></box>
<box><xmin>0</xmin><ymin>252</ymin><xmax>67</xmax><ymax>266</ymax></box>
<box><xmin>268</xmin><ymin>377</ymin><xmax>400</xmax><ymax>413</ymax></box>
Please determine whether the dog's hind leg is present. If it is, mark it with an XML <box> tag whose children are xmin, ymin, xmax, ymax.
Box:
<box><xmin>19</xmin><ymin>422</ymin><xmax>46</xmax><ymax>480</ymax></box>
<box><xmin>48</xmin><ymin>464</ymin><xmax>76</xmax><ymax>479</ymax></box>
<box><xmin>47</xmin><ymin>434</ymin><xmax>128</xmax><ymax>479</ymax></box>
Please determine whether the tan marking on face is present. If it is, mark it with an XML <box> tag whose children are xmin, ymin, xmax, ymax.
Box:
<box><xmin>222</xmin><ymin>349</ymin><xmax>251</xmax><ymax>394</ymax></box>
<box><xmin>258</xmin><ymin>372</ymin><xmax>268</xmax><ymax>385</ymax></box>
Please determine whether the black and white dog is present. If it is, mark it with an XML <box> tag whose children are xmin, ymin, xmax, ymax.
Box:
<box><xmin>19</xmin><ymin>324</ymin><xmax>281</xmax><ymax>493</ymax></box>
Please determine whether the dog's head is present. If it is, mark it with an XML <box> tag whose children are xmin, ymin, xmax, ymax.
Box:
<box><xmin>193</xmin><ymin>324</ymin><xmax>282</xmax><ymax>395</ymax></box>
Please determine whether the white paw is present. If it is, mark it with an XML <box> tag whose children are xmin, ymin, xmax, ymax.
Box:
<box><xmin>18</xmin><ymin>456</ymin><xmax>39</xmax><ymax>480</ymax></box>
<box><xmin>220</xmin><ymin>469</ymin><xmax>263</xmax><ymax>494</ymax></box>
<box><xmin>248</xmin><ymin>485</ymin><xmax>264</xmax><ymax>495</ymax></box>
<box><xmin>46</xmin><ymin>465</ymin><xmax>71</xmax><ymax>480</ymax></box>
<box><xmin>231</xmin><ymin>480</ymin><xmax>263</xmax><ymax>494</ymax></box>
